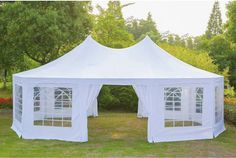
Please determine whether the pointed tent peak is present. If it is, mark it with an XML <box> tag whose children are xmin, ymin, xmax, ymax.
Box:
<box><xmin>84</xmin><ymin>34</ymin><xmax>94</xmax><ymax>42</ymax></box>
<box><xmin>144</xmin><ymin>35</ymin><xmax>152</xmax><ymax>40</ymax></box>
<box><xmin>141</xmin><ymin>35</ymin><xmax>156</xmax><ymax>44</ymax></box>
<box><xmin>82</xmin><ymin>34</ymin><xmax>150</xmax><ymax>50</ymax></box>
<box><xmin>83</xmin><ymin>34</ymin><xmax>157</xmax><ymax>51</ymax></box>
<box><xmin>140</xmin><ymin>35</ymin><xmax>160</xmax><ymax>48</ymax></box>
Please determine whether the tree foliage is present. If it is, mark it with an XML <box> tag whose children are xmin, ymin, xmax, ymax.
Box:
<box><xmin>126</xmin><ymin>12</ymin><xmax>161</xmax><ymax>42</ymax></box>
<box><xmin>208</xmin><ymin>35</ymin><xmax>233</xmax><ymax>70</ymax></box>
<box><xmin>205</xmin><ymin>1</ymin><xmax>222</xmax><ymax>39</ymax></box>
<box><xmin>5</xmin><ymin>2</ymin><xmax>92</xmax><ymax>64</ymax></box>
<box><xmin>225</xmin><ymin>1</ymin><xmax>236</xmax><ymax>44</ymax></box>
<box><xmin>160</xmin><ymin>43</ymin><xmax>219</xmax><ymax>73</ymax></box>
<box><xmin>98</xmin><ymin>85</ymin><xmax>138</xmax><ymax>112</ymax></box>
<box><xmin>92</xmin><ymin>1</ymin><xmax>134</xmax><ymax>48</ymax></box>
<box><xmin>224</xmin><ymin>1</ymin><xmax>236</xmax><ymax>91</ymax></box>
<box><xmin>0</xmin><ymin>2</ymin><xmax>26</xmax><ymax>88</ymax></box>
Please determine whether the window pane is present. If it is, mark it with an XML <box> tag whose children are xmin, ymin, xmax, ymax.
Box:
<box><xmin>33</xmin><ymin>87</ymin><xmax>72</xmax><ymax>127</ymax></box>
<box><xmin>215</xmin><ymin>86</ymin><xmax>223</xmax><ymax>123</ymax></box>
<box><xmin>164</xmin><ymin>87</ymin><xmax>203</xmax><ymax>128</ymax></box>
<box><xmin>195</xmin><ymin>88</ymin><xmax>203</xmax><ymax>113</ymax></box>
<box><xmin>15</xmin><ymin>84</ymin><xmax>23</xmax><ymax>122</ymax></box>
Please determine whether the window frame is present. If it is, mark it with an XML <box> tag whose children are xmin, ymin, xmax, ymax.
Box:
<box><xmin>33</xmin><ymin>86</ymin><xmax>73</xmax><ymax>128</ymax></box>
<box><xmin>15</xmin><ymin>84</ymin><xmax>23</xmax><ymax>123</ymax></box>
<box><xmin>195</xmin><ymin>87</ymin><xmax>203</xmax><ymax>113</ymax></box>
<box><xmin>164</xmin><ymin>87</ymin><xmax>182</xmax><ymax>112</ymax></box>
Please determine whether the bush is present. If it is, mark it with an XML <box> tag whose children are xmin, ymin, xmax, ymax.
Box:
<box><xmin>0</xmin><ymin>98</ymin><xmax>12</xmax><ymax>109</ymax></box>
<box><xmin>98</xmin><ymin>85</ymin><xmax>138</xmax><ymax>112</ymax></box>
<box><xmin>224</xmin><ymin>98</ymin><xmax>236</xmax><ymax>125</ymax></box>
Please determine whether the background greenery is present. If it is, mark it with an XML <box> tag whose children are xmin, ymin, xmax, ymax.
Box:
<box><xmin>1</xmin><ymin>1</ymin><xmax>236</xmax><ymax>112</ymax></box>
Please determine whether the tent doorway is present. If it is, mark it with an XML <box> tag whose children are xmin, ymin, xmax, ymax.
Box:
<box><xmin>97</xmin><ymin>85</ymin><xmax>138</xmax><ymax>112</ymax></box>
<box><xmin>87</xmin><ymin>85</ymin><xmax>148</xmax><ymax>141</ymax></box>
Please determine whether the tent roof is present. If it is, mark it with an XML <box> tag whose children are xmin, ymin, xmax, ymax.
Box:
<box><xmin>15</xmin><ymin>35</ymin><xmax>221</xmax><ymax>79</ymax></box>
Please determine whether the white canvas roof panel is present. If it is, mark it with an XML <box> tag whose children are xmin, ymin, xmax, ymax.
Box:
<box><xmin>15</xmin><ymin>35</ymin><xmax>222</xmax><ymax>79</ymax></box>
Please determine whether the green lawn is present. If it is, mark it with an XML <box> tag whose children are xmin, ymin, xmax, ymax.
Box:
<box><xmin>1</xmin><ymin>111</ymin><xmax>236</xmax><ymax>157</ymax></box>
<box><xmin>0</xmin><ymin>82</ymin><xmax>12</xmax><ymax>98</ymax></box>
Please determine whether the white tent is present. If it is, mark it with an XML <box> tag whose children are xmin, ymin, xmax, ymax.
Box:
<box><xmin>12</xmin><ymin>35</ymin><xmax>225</xmax><ymax>143</ymax></box>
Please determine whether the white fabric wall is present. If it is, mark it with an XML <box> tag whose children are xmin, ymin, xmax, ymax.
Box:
<box><xmin>11</xmin><ymin>82</ymin><xmax>22</xmax><ymax>137</ymax></box>
<box><xmin>11</xmin><ymin>77</ymin><xmax>225</xmax><ymax>143</ymax></box>
<box><xmin>213</xmin><ymin>79</ymin><xmax>225</xmax><ymax>136</ymax></box>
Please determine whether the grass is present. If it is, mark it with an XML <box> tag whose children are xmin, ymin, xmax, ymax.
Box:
<box><xmin>1</xmin><ymin>111</ymin><xmax>236</xmax><ymax>157</ymax></box>
<box><xmin>0</xmin><ymin>82</ymin><xmax>12</xmax><ymax>98</ymax></box>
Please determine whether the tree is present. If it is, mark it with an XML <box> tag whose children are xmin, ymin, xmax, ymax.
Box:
<box><xmin>92</xmin><ymin>1</ymin><xmax>134</xmax><ymax>48</ymax></box>
<box><xmin>220</xmin><ymin>1</ymin><xmax>236</xmax><ymax>88</ymax></box>
<box><xmin>208</xmin><ymin>35</ymin><xmax>233</xmax><ymax>70</ymax></box>
<box><xmin>205</xmin><ymin>1</ymin><xmax>223</xmax><ymax>39</ymax></box>
<box><xmin>126</xmin><ymin>12</ymin><xmax>161</xmax><ymax>42</ymax></box>
<box><xmin>7</xmin><ymin>2</ymin><xmax>92</xmax><ymax>65</ymax></box>
<box><xmin>0</xmin><ymin>2</ymin><xmax>26</xmax><ymax>88</ymax></box>
<box><xmin>167</xmin><ymin>34</ymin><xmax>174</xmax><ymax>45</ymax></box>
<box><xmin>225</xmin><ymin>1</ymin><xmax>236</xmax><ymax>43</ymax></box>
<box><xmin>186</xmin><ymin>37</ymin><xmax>194</xmax><ymax>49</ymax></box>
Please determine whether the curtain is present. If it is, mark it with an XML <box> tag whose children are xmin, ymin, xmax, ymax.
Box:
<box><xmin>87</xmin><ymin>98</ymin><xmax>98</xmax><ymax>117</ymax></box>
<box><xmin>133</xmin><ymin>85</ymin><xmax>149</xmax><ymax>117</ymax></box>
<box><xmin>86</xmin><ymin>85</ymin><xmax>102</xmax><ymax>117</ymax></box>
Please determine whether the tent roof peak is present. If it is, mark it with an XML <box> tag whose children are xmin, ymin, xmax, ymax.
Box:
<box><xmin>83</xmin><ymin>34</ymin><xmax>154</xmax><ymax>50</ymax></box>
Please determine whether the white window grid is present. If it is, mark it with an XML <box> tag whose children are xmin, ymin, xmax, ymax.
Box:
<box><xmin>164</xmin><ymin>119</ymin><xmax>202</xmax><ymax>127</ymax></box>
<box><xmin>196</xmin><ymin>87</ymin><xmax>203</xmax><ymax>113</ymax></box>
<box><xmin>164</xmin><ymin>87</ymin><xmax>202</xmax><ymax>127</ymax></box>
<box><xmin>15</xmin><ymin>84</ymin><xmax>23</xmax><ymax>122</ymax></box>
<box><xmin>164</xmin><ymin>87</ymin><xmax>182</xmax><ymax>111</ymax></box>
<box><xmin>33</xmin><ymin>87</ymin><xmax>72</xmax><ymax>127</ymax></box>
<box><xmin>33</xmin><ymin>87</ymin><xmax>40</xmax><ymax>112</ymax></box>
<box><xmin>54</xmin><ymin>88</ymin><xmax>72</xmax><ymax>109</ymax></box>
<box><xmin>215</xmin><ymin>86</ymin><xmax>223</xmax><ymax>123</ymax></box>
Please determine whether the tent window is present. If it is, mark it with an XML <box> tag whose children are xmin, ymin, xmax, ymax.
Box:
<box><xmin>215</xmin><ymin>86</ymin><xmax>223</xmax><ymax>123</ymax></box>
<box><xmin>54</xmin><ymin>88</ymin><xmax>72</xmax><ymax>109</ymax></box>
<box><xmin>195</xmin><ymin>87</ymin><xmax>203</xmax><ymax>113</ymax></box>
<box><xmin>33</xmin><ymin>87</ymin><xmax>72</xmax><ymax>127</ymax></box>
<box><xmin>34</xmin><ymin>87</ymin><xmax>40</xmax><ymax>112</ymax></box>
<box><xmin>164</xmin><ymin>87</ymin><xmax>202</xmax><ymax>127</ymax></box>
<box><xmin>15</xmin><ymin>84</ymin><xmax>23</xmax><ymax>122</ymax></box>
<box><xmin>164</xmin><ymin>87</ymin><xmax>182</xmax><ymax>111</ymax></box>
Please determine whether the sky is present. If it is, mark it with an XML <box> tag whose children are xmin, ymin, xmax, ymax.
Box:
<box><xmin>92</xmin><ymin>0</ymin><xmax>231</xmax><ymax>37</ymax></box>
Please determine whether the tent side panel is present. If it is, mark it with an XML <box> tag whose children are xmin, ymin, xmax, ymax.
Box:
<box><xmin>11</xmin><ymin>77</ymin><xmax>23</xmax><ymax>137</ymax></box>
<box><xmin>213</xmin><ymin>78</ymin><xmax>225</xmax><ymax>137</ymax></box>
<box><xmin>20</xmin><ymin>83</ymin><xmax>82</xmax><ymax>142</ymax></box>
<box><xmin>153</xmin><ymin>82</ymin><xmax>214</xmax><ymax>142</ymax></box>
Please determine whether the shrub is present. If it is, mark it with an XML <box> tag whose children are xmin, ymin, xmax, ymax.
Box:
<box><xmin>0</xmin><ymin>98</ymin><xmax>12</xmax><ymax>109</ymax></box>
<box><xmin>98</xmin><ymin>85</ymin><xmax>138</xmax><ymax>112</ymax></box>
<box><xmin>224</xmin><ymin>98</ymin><xmax>236</xmax><ymax>125</ymax></box>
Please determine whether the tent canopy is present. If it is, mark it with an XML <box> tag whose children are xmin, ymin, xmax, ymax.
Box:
<box><xmin>12</xmin><ymin>35</ymin><xmax>225</xmax><ymax>143</ymax></box>
<box><xmin>15</xmin><ymin>35</ymin><xmax>221</xmax><ymax>79</ymax></box>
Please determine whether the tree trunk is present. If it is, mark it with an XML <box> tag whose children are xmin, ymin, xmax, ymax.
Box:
<box><xmin>3</xmin><ymin>69</ymin><xmax>7</xmax><ymax>89</ymax></box>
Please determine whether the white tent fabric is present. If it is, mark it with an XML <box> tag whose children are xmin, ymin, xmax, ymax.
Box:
<box><xmin>87</xmin><ymin>98</ymin><xmax>99</xmax><ymax>117</ymax></box>
<box><xmin>14</xmin><ymin>35</ymin><xmax>221</xmax><ymax>79</ymax></box>
<box><xmin>11</xmin><ymin>35</ymin><xmax>225</xmax><ymax>143</ymax></box>
<box><xmin>86</xmin><ymin>85</ymin><xmax>102</xmax><ymax>117</ymax></box>
<box><xmin>133</xmin><ymin>85</ymin><xmax>149</xmax><ymax>118</ymax></box>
